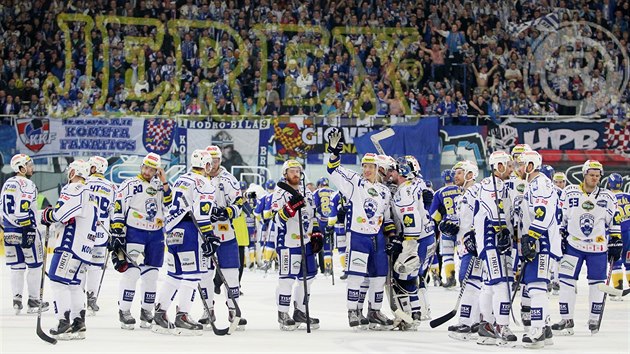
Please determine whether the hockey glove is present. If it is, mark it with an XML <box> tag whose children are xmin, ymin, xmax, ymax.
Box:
<box><xmin>336</xmin><ymin>205</ymin><xmax>346</xmax><ymax>224</ymax></box>
<box><xmin>40</xmin><ymin>206</ymin><xmax>55</xmax><ymax>226</ymax></box>
<box><xmin>462</xmin><ymin>230</ymin><xmax>477</xmax><ymax>257</ymax></box>
<box><xmin>21</xmin><ymin>227</ymin><xmax>36</xmax><ymax>249</ymax></box>
<box><xmin>310</xmin><ymin>231</ymin><xmax>324</xmax><ymax>254</ymax></box>
<box><xmin>608</xmin><ymin>235</ymin><xmax>623</xmax><ymax>263</ymax></box>
<box><xmin>111</xmin><ymin>251</ymin><xmax>129</xmax><ymax>273</ymax></box>
<box><xmin>496</xmin><ymin>227</ymin><xmax>512</xmax><ymax>254</ymax></box>
<box><xmin>521</xmin><ymin>230</ymin><xmax>540</xmax><ymax>262</ymax></box>
<box><xmin>282</xmin><ymin>194</ymin><xmax>305</xmax><ymax>218</ymax></box>
<box><xmin>327</xmin><ymin>128</ymin><xmax>343</xmax><ymax>155</ymax></box>
<box><xmin>438</xmin><ymin>220</ymin><xmax>460</xmax><ymax>237</ymax></box>
<box><xmin>422</xmin><ymin>189</ymin><xmax>434</xmax><ymax>210</ymax></box>
<box><xmin>559</xmin><ymin>227</ymin><xmax>569</xmax><ymax>254</ymax></box>
<box><xmin>211</xmin><ymin>207</ymin><xmax>229</xmax><ymax>222</ymax></box>
<box><xmin>386</xmin><ymin>237</ymin><xmax>403</xmax><ymax>256</ymax></box>
<box><xmin>201</xmin><ymin>234</ymin><xmax>221</xmax><ymax>257</ymax></box>
<box><xmin>247</xmin><ymin>191</ymin><xmax>257</xmax><ymax>200</ymax></box>
<box><xmin>324</xmin><ymin>225</ymin><xmax>334</xmax><ymax>243</ymax></box>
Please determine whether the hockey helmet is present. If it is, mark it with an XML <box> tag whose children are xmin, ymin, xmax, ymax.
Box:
<box><xmin>452</xmin><ymin>160</ymin><xmax>479</xmax><ymax>181</ymax></box>
<box><xmin>581</xmin><ymin>160</ymin><xmax>603</xmax><ymax>176</ymax></box>
<box><xmin>517</xmin><ymin>151</ymin><xmax>542</xmax><ymax>172</ymax></box>
<box><xmin>317</xmin><ymin>177</ymin><xmax>329</xmax><ymax>187</ymax></box>
<box><xmin>10</xmin><ymin>153</ymin><xmax>32</xmax><ymax>174</ymax></box>
<box><xmin>68</xmin><ymin>159</ymin><xmax>90</xmax><ymax>180</ymax></box>
<box><xmin>142</xmin><ymin>153</ymin><xmax>161</xmax><ymax>169</ymax></box>
<box><xmin>282</xmin><ymin>159</ymin><xmax>302</xmax><ymax>176</ymax></box>
<box><xmin>88</xmin><ymin>156</ymin><xmax>108</xmax><ymax>174</ymax></box>
<box><xmin>206</xmin><ymin>145</ymin><xmax>222</xmax><ymax>162</ymax></box>
<box><xmin>441</xmin><ymin>169</ymin><xmax>453</xmax><ymax>184</ymax></box>
<box><xmin>608</xmin><ymin>173</ymin><xmax>623</xmax><ymax>190</ymax></box>
<box><xmin>540</xmin><ymin>164</ymin><xmax>555</xmax><ymax>179</ymax></box>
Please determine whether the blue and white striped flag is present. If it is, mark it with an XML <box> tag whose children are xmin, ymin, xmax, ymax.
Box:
<box><xmin>506</xmin><ymin>12</ymin><xmax>560</xmax><ymax>37</ymax></box>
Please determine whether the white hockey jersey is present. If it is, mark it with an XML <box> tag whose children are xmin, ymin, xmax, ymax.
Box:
<box><xmin>505</xmin><ymin>173</ymin><xmax>527</xmax><ymax>235</ymax></box>
<box><xmin>209</xmin><ymin>167</ymin><xmax>243</xmax><ymax>242</ymax></box>
<box><xmin>455</xmin><ymin>183</ymin><xmax>481</xmax><ymax>257</ymax></box>
<box><xmin>1</xmin><ymin>175</ymin><xmax>38</xmax><ymax>231</ymax></box>
<box><xmin>113</xmin><ymin>175</ymin><xmax>171</xmax><ymax>231</ymax></box>
<box><xmin>520</xmin><ymin>174</ymin><xmax>561</xmax><ymax>258</ymax></box>
<box><xmin>328</xmin><ymin>164</ymin><xmax>393</xmax><ymax>235</ymax></box>
<box><xmin>165</xmin><ymin>170</ymin><xmax>216</xmax><ymax>235</ymax></box>
<box><xmin>392</xmin><ymin>179</ymin><xmax>433</xmax><ymax>240</ymax></box>
<box><xmin>271</xmin><ymin>186</ymin><xmax>317</xmax><ymax>248</ymax></box>
<box><xmin>473</xmin><ymin>176</ymin><xmax>514</xmax><ymax>253</ymax></box>
<box><xmin>560</xmin><ymin>183</ymin><xmax>619</xmax><ymax>254</ymax></box>
<box><xmin>86</xmin><ymin>174</ymin><xmax>116</xmax><ymax>247</ymax></box>
<box><xmin>51</xmin><ymin>182</ymin><xmax>99</xmax><ymax>263</ymax></box>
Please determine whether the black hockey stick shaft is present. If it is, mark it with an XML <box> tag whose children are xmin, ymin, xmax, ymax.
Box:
<box><xmin>277</xmin><ymin>180</ymin><xmax>312</xmax><ymax>333</ymax></box>
<box><xmin>430</xmin><ymin>255</ymin><xmax>476</xmax><ymax>328</ymax></box>
<box><xmin>37</xmin><ymin>226</ymin><xmax>57</xmax><ymax>344</ymax></box>
<box><xmin>197</xmin><ymin>283</ymin><xmax>229</xmax><ymax>336</ymax></box>
<box><xmin>95</xmin><ymin>248</ymin><xmax>110</xmax><ymax>300</ymax></box>
<box><xmin>328</xmin><ymin>228</ymin><xmax>335</xmax><ymax>286</ymax></box>
<box><xmin>594</xmin><ymin>259</ymin><xmax>615</xmax><ymax>333</ymax></box>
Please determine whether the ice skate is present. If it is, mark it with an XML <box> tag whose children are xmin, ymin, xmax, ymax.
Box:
<box><xmin>119</xmin><ymin>309</ymin><xmax>136</xmax><ymax>330</ymax></box>
<box><xmin>27</xmin><ymin>298</ymin><xmax>50</xmax><ymax>314</ymax></box>
<box><xmin>339</xmin><ymin>272</ymin><xmax>348</xmax><ymax>280</ymax></box>
<box><xmin>521</xmin><ymin>306</ymin><xmax>531</xmax><ymax>332</ymax></box>
<box><xmin>523</xmin><ymin>326</ymin><xmax>546</xmax><ymax>349</ymax></box>
<box><xmin>140</xmin><ymin>308</ymin><xmax>154</xmax><ymax>329</ymax></box>
<box><xmin>293</xmin><ymin>307</ymin><xmax>320</xmax><ymax>330</ymax></box>
<box><xmin>544</xmin><ymin>325</ymin><xmax>554</xmax><ymax>345</ymax></box>
<box><xmin>589</xmin><ymin>319</ymin><xmax>600</xmax><ymax>334</ymax></box>
<box><xmin>151</xmin><ymin>307</ymin><xmax>179</xmax><ymax>335</ymax></box>
<box><xmin>13</xmin><ymin>294</ymin><xmax>23</xmax><ymax>315</ymax></box>
<box><xmin>229</xmin><ymin>309</ymin><xmax>247</xmax><ymax>331</ymax></box>
<box><xmin>443</xmin><ymin>274</ymin><xmax>457</xmax><ymax>289</ymax></box>
<box><xmin>50</xmin><ymin>311</ymin><xmax>72</xmax><ymax>340</ymax></box>
<box><xmin>174</xmin><ymin>312</ymin><xmax>203</xmax><ymax>336</ymax></box>
<box><xmin>348</xmin><ymin>309</ymin><xmax>367</xmax><ymax>330</ymax></box>
<box><xmin>551</xmin><ymin>282</ymin><xmax>560</xmax><ymax>296</ymax></box>
<box><xmin>278</xmin><ymin>311</ymin><xmax>297</xmax><ymax>331</ymax></box>
<box><xmin>199</xmin><ymin>308</ymin><xmax>216</xmax><ymax>330</ymax></box>
<box><xmin>86</xmin><ymin>291</ymin><xmax>99</xmax><ymax>315</ymax></box>
<box><xmin>70</xmin><ymin>310</ymin><xmax>86</xmax><ymax>340</ymax></box>
<box><xmin>448</xmin><ymin>324</ymin><xmax>476</xmax><ymax>341</ymax></box>
<box><xmin>495</xmin><ymin>324</ymin><xmax>518</xmax><ymax>347</ymax></box>
<box><xmin>367</xmin><ymin>308</ymin><xmax>394</xmax><ymax>330</ymax></box>
<box><xmin>476</xmin><ymin>321</ymin><xmax>497</xmax><ymax>345</ymax></box>
<box><xmin>431</xmin><ymin>269</ymin><xmax>443</xmax><ymax>287</ymax></box>
<box><xmin>551</xmin><ymin>319</ymin><xmax>574</xmax><ymax>336</ymax></box>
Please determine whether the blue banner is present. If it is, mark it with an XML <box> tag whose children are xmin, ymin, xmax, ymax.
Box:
<box><xmin>354</xmin><ymin>117</ymin><xmax>440</xmax><ymax>184</ymax></box>
<box><xmin>509</xmin><ymin>121</ymin><xmax>606</xmax><ymax>150</ymax></box>
<box><xmin>0</xmin><ymin>124</ymin><xmax>16</xmax><ymax>164</ymax></box>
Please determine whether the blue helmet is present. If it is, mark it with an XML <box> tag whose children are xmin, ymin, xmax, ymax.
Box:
<box><xmin>441</xmin><ymin>169</ymin><xmax>453</xmax><ymax>184</ymax></box>
<box><xmin>264</xmin><ymin>179</ymin><xmax>276</xmax><ymax>190</ymax></box>
<box><xmin>425</xmin><ymin>180</ymin><xmax>433</xmax><ymax>189</ymax></box>
<box><xmin>317</xmin><ymin>177</ymin><xmax>329</xmax><ymax>187</ymax></box>
<box><xmin>540</xmin><ymin>165</ymin><xmax>555</xmax><ymax>179</ymax></box>
<box><xmin>608</xmin><ymin>173</ymin><xmax>623</xmax><ymax>190</ymax></box>
<box><xmin>239</xmin><ymin>181</ymin><xmax>248</xmax><ymax>190</ymax></box>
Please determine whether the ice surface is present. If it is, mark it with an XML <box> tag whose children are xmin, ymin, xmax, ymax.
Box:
<box><xmin>1</xmin><ymin>256</ymin><xmax>629</xmax><ymax>354</ymax></box>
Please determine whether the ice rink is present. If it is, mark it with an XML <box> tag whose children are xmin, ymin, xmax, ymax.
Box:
<box><xmin>1</xmin><ymin>255</ymin><xmax>629</xmax><ymax>354</ymax></box>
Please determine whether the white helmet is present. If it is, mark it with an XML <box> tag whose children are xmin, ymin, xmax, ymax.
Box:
<box><xmin>206</xmin><ymin>145</ymin><xmax>222</xmax><ymax>162</ymax></box>
<box><xmin>88</xmin><ymin>156</ymin><xmax>108</xmax><ymax>174</ymax></box>
<box><xmin>68</xmin><ymin>159</ymin><xmax>90</xmax><ymax>180</ymax></box>
<box><xmin>404</xmin><ymin>155</ymin><xmax>421</xmax><ymax>176</ymax></box>
<box><xmin>553</xmin><ymin>172</ymin><xmax>567</xmax><ymax>182</ymax></box>
<box><xmin>10</xmin><ymin>153</ymin><xmax>32</xmax><ymax>174</ymax></box>
<box><xmin>489</xmin><ymin>151</ymin><xmax>512</xmax><ymax>171</ymax></box>
<box><xmin>142</xmin><ymin>153</ymin><xmax>161</xmax><ymax>169</ymax></box>
<box><xmin>518</xmin><ymin>150</ymin><xmax>542</xmax><ymax>171</ymax></box>
<box><xmin>361</xmin><ymin>153</ymin><xmax>378</xmax><ymax>165</ymax></box>
<box><xmin>581</xmin><ymin>159</ymin><xmax>603</xmax><ymax>176</ymax></box>
<box><xmin>282</xmin><ymin>159</ymin><xmax>302</xmax><ymax>176</ymax></box>
<box><xmin>376</xmin><ymin>154</ymin><xmax>396</xmax><ymax>171</ymax></box>
<box><xmin>452</xmin><ymin>160</ymin><xmax>479</xmax><ymax>181</ymax></box>
<box><xmin>510</xmin><ymin>144</ymin><xmax>532</xmax><ymax>159</ymax></box>
<box><xmin>190</xmin><ymin>149</ymin><xmax>213</xmax><ymax>169</ymax></box>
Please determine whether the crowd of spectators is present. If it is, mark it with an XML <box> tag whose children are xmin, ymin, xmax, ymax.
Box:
<box><xmin>0</xmin><ymin>0</ymin><xmax>629</xmax><ymax>124</ymax></box>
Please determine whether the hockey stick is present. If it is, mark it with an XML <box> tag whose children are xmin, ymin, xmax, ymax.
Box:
<box><xmin>327</xmin><ymin>227</ymin><xmax>335</xmax><ymax>286</ymax></box>
<box><xmin>592</xmin><ymin>259</ymin><xmax>615</xmax><ymax>334</ymax></box>
<box><xmin>489</xmin><ymin>165</ymin><xmax>519</xmax><ymax>326</ymax></box>
<box><xmin>197</xmin><ymin>284</ymin><xmax>230</xmax><ymax>336</ymax></box>
<box><xmin>370</xmin><ymin>128</ymin><xmax>395</xmax><ymax>155</ymax></box>
<box><xmin>386</xmin><ymin>253</ymin><xmax>415</xmax><ymax>324</ymax></box>
<box><xmin>96</xmin><ymin>222</ymin><xmax>140</xmax><ymax>268</ymax></box>
<box><xmin>277</xmin><ymin>180</ymin><xmax>313</xmax><ymax>333</ymax></box>
<box><xmin>94</xmin><ymin>247</ymin><xmax>110</xmax><ymax>301</ymax></box>
<box><xmin>597</xmin><ymin>283</ymin><xmax>630</xmax><ymax>297</ymax></box>
<box><xmin>429</xmin><ymin>256</ymin><xmax>476</xmax><ymax>328</ymax></box>
<box><xmin>36</xmin><ymin>226</ymin><xmax>57</xmax><ymax>345</ymax></box>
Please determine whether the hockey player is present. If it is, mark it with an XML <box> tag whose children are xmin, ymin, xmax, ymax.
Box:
<box><xmin>516</xmin><ymin>151</ymin><xmax>560</xmax><ymax>348</ymax></box>
<box><xmin>152</xmin><ymin>149</ymin><xmax>218</xmax><ymax>335</ymax></box>
<box><xmin>444</xmin><ymin>160</ymin><xmax>483</xmax><ymax>340</ymax></box>
<box><xmin>271</xmin><ymin>160</ymin><xmax>323</xmax><ymax>330</ymax></box>
<box><xmin>326</xmin><ymin>129</ymin><xmax>396</xmax><ymax>329</ymax></box>
<box><xmin>474</xmin><ymin>151</ymin><xmax>518</xmax><ymax>346</ymax></box>
<box><xmin>430</xmin><ymin>169</ymin><xmax>462</xmax><ymax>288</ymax></box>
<box><xmin>313</xmin><ymin>177</ymin><xmax>335</xmax><ymax>275</ymax></box>
<box><xmin>389</xmin><ymin>155</ymin><xmax>437</xmax><ymax>330</ymax></box>
<box><xmin>553</xmin><ymin>172</ymin><xmax>568</xmax><ymax>190</ymax></box>
<box><xmin>609</xmin><ymin>173</ymin><xmax>630</xmax><ymax>299</ymax></box>
<box><xmin>330</xmin><ymin>190</ymin><xmax>349</xmax><ymax>280</ymax></box>
<box><xmin>258</xmin><ymin>179</ymin><xmax>278</xmax><ymax>271</ymax></box>
<box><xmin>111</xmin><ymin>153</ymin><xmax>171</xmax><ymax>329</ymax></box>
<box><xmin>84</xmin><ymin>156</ymin><xmax>115</xmax><ymax>314</ymax></box>
<box><xmin>41</xmin><ymin>160</ymin><xmax>97</xmax><ymax>340</ymax></box>
<box><xmin>552</xmin><ymin>160</ymin><xmax>622</xmax><ymax>336</ymax></box>
<box><xmin>540</xmin><ymin>165</ymin><xmax>555</xmax><ymax>180</ymax></box>
<box><xmin>1</xmin><ymin>154</ymin><xmax>49</xmax><ymax>314</ymax></box>
<box><xmin>198</xmin><ymin>145</ymin><xmax>247</xmax><ymax>329</ymax></box>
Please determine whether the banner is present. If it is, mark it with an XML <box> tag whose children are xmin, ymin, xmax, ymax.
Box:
<box><xmin>354</xmin><ymin>117</ymin><xmax>440</xmax><ymax>184</ymax></box>
<box><xmin>0</xmin><ymin>124</ymin><xmax>16</xmax><ymax>164</ymax></box>
<box><xmin>15</xmin><ymin>117</ymin><xmax>176</xmax><ymax>158</ymax></box>
<box><xmin>505</xmin><ymin>121</ymin><xmax>606</xmax><ymax>150</ymax></box>
<box><xmin>440</xmin><ymin>125</ymin><xmax>489</xmax><ymax>179</ymax></box>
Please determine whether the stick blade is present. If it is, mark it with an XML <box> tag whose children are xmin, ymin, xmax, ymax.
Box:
<box><xmin>429</xmin><ymin>310</ymin><xmax>457</xmax><ymax>328</ymax></box>
<box><xmin>597</xmin><ymin>283</ymin><xmax>623</xmax><ymax>297</ymax></box>
<box><xmin>37</xmin><ymin>318</ymin><xmax>57</xmax><ymax>345</ymax></box>
<box><xmin>370</xmin><ymin>128</ymin><xmax>395</xmax><ymax>143</ymax></box>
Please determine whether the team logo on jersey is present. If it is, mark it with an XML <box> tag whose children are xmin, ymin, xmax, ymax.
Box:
<box><xmin>363</xmin><ymin>198</ymin><xmax>377</xmax><ymax>219</ymax></box>
<box><xmin>142</xmin><ymin>118</ymin><xmax>176</xmax><ymax>155</ymax></box>
<box><xmin>145</xmin><ymin>198</ymin><xmax>158</xmax><ymax>222</ymax></box>
<box><xmin>596</xmin><ymin>200</ymin><xmax>607</xmax><ymax>208</ymax></box>
<box><xmin>403</xmin><ymin>214</ymin><xmax>415</xmax><ymax>227</ymax></box>
<box><xmin>200</xmin><ymin>202</ymin><xmax>211</xmax><ymax>215</ymax></box>
<box><xmin>582</xmin><ymin>201</ymin><xmax>594</xmax><ymax>211</ymax></box>
<box><xmin>579</xmin><ymin>214</ymin><xmax>595</xmax><ymax>236</ymax></box>
<box><xmin>16</xmin><ymin>118</ymin><xmax>55</xmax><ymax>153</ymax></box>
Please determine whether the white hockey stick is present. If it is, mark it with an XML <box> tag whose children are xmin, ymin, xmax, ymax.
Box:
<box><xmin>370</xmin><ymin>128</ymin><xmax>395</xmax><ymax>155</ymax></box>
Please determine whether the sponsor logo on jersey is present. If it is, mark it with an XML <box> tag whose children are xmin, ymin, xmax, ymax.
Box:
<box><xmin>352</xmin><ymin>258</ymin><xmax>367</xmax><ymax>266</ymax></box>
<box><xmin>596</xmin><ymin>200</ymin><xmax>607</xmax><ymax>208</ymax></box>
<box><xmin>403</xmin><ymin>214</ymin><xmax>415</xmax><ymax>227</ymax></box>
<box><xmin>143</xmin><ymin>118</ymin><xmax>176</xmax><ymax>155</ymax></box>
<box><xmin>517</xmin><ymin>183</ymin><xmax>525</xmax><ymax>193</ymax></box>
<box><xmin>146</xmin><ymin>187</ymin><xmax>157</xmax><ymax>196</ymax></box>
<box><xmin>579</xmin><ymin>214</ymin><xmax>595</xmax><ymax>236</ymax></box>
<box><xmin>595</xmin><ymin>235</ymin><xmax>605</xmax><ymax>243</ymax></box>
<box><xmin>367</xmin><ymin>188</ymin><xmax>378</xmax><ymax>197</ymax></box>
<box><xmin>582</xmin><ymin>201</ymin><xmax>594</xmax><ymax>211</ymax></box>
<box><xmin>534</xmin><ymin>206</ymin><xmax>546</xmax><ymax>221</ymax></box>
<box><xmin>218</xmin><ymin>224</ymin><xmax>229</xmax><ymax>231</ymax></box>
<box><xmin>200</xmin><ymin>202</ymin><xmax>211</xmax><ymax>215</ymax></box>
